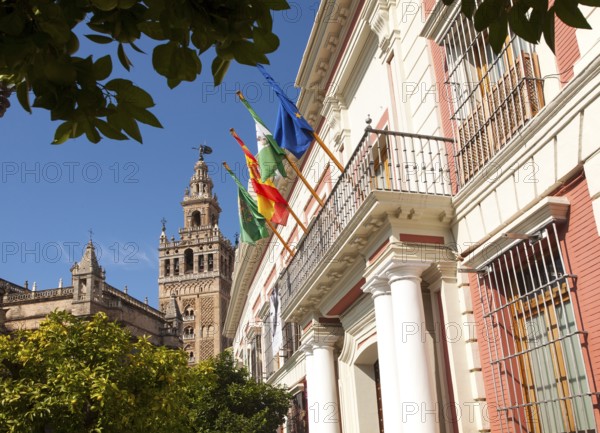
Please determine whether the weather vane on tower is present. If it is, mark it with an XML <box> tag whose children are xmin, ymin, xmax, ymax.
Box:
<box><xmin>192</xmin><ymin>143</ymin><xmax>213</xmax><ymax>161</ymax></box>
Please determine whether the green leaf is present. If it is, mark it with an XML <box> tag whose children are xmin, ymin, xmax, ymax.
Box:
<box><xmin>44</xmin><ymin>60</ymin><xmax>77</xmax><ymax>85</ymax></box>
<box><xmin>461</xmin><ymin>0</ymin><xmax>476</xmax><ymax>18</ymax></box>
<box><xmin>554</xmin><ymin>0</ymin><xmax>592</xmax><ymax>28</ymax></box>
<box><xmin>0</xmin><ymin>10</ymin><xmax>25</xmax><ymax>36</ymax></box>
<box><xmin>16</xmin><ymin>82</ymin><xmax>31</xmax><ymax>114</ymax></box>
<box><xmin>85</xmin><ymin>34</ymin><xmax>114</xmax><ymax>44</ymax></box>
<box><xmin>129</xmin><ymin>42</ymin><xmax>146</xmax><ymax>54</ymax></box>
<box><xmin>138</xmin><ymin>22</ymin><xmax>166</xmax><ymax>41</ymax></box>
<box><xmin>118</xmin><ymin>43</ymin><xmax>133</xmax><ymax>71</ymax></box>
<box><xmin>118</xmin><ymin>0</ymin><xmax>138</xmax><ymax>9</ymax></box>
<box><xmin>543</xmin><ymin>6</ymin><xmax>556</xmax><ymax>53</ymax></box>
<box><xmin>488</xmin><ymin>13</ymin><xmax>509</xmax><ymax>53</ymax></box>
<box><xmin>508</xmin><ymin>4</ymin><xmax>543</xmax><ymax>44</ymax></box>
<box><xmin>94</xmin><ymin>55</ymin><xmax>113</xmax><ymax>81</ymax></box>
<box><xmin>126</xmin><ymin>105</ymin><xmax>162</xmax><ymax>127</ymax></box>
<box><xmin>52</xmin><ymin>121</ymin><xmax>73</xmax><ymax>144</ymax></box>
<box><xmin>90</xmin><ymin>0</ymin><xmax>119</xmax><ymax>12</ymax></box>
<box><xmin>108</xmin><ymin>110</ymin><xmax>143</xmax><ymax>142</ymax></box>
<box><xmin>252</xmin><ymin>28</ymin><xmax>280</xmax><ymax>54</ymax></box>
<box><xmin>474</xmin><ymin>0</ymin><xmax>504</xmax><ymax>32</ymax></box>
<box><xmin>262</xmin><ymin>0</ymin><xmax>290</xmax><ymax>11</ymax></box>
<box><xmin>95</xmin><ymin>118</ymin><xmax>129</xmax><ymax>140</ymax></box>
<box><xmin>231</xmin><ymin>40</ymin><xmax>269</xmax><ymax>66</ymax></box>
<box><xmin>167</xmin><ymin>78</ymin><xmax>181</xmax><ymax>89</ymax></box>
<box><xmin>211</xmin><ymin>57</ymin><xmax>230</xmax><ymax>86</ymax></box>
<box><xmin>152</xmin><ymin>42</ymin><xmax>201</xmax><ymax>82</ymax></box>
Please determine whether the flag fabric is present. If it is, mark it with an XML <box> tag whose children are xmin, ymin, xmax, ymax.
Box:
<box><xmin>257</xmin><ymin>64</ymin><xmax>314</xmax><ymax>159</ymax></box>
<box><xmin>231</xmin><ymin>130</ymin><xmax>290</xmax><ymax>226</ymax></box>
<box><xmin>224</xmin><ymin>164</ymin><xmax>270</xmax><ymax>245</ymax></box>
<box><xmin>237</xmin><ymin>93</ymin><xmax>287</xmax><ymax>182</ymax></box>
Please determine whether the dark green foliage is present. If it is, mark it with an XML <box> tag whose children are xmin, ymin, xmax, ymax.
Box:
<box><xmin>0</xmin><ymin>0</ymin><xmax>289</xmax><ymax>143</ymax></box>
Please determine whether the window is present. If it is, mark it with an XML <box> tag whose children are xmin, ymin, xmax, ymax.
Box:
<box><xmin>184</xmin><ymin>249</ymin><xmax>194</xmax><ymax>274</ymax></box>
<box><xmin>442</xmin><ymin>15</ymin><xmax>545</xmax><ymax>186</ymax></box>
<box><xmin>183</xmin><ymin>326</ymin><xmax>195</xmax><ymax>339</ymax></box>
<box><xmin>251</xmin><ymin>334</ymin><xmax>263</xmax><ymax>382</ymax></box>
<box><xmin>476</xmin><ymin>223</ymin><xmax>595</xmax><ymax>433</ymax></box>
<box><xmin>286</xmin><ymin>391</ymin><xmax>308</xmax><ymax>433</ymax></box>
<box><xmin>164</xmin><ymin>260</ymin><xmax>170</xmax><ymax>276</ymax></box>
<box><xmin>183</xmin><ymin>305</ymin><xmax>194</xmax><ymax>321</ymax></box>
<box><xmin>282</xmin><ymin>322</ymin><xmax>300</xmax><ymax>360</ymax></box>
<box><xmin>191</xmin><ymin>211</ymin><xmax>201</xmax><ymax>227</ymax></box>
<box><xmin>174</xmin><ymin>258</ymin><xmax>180</xmax><ymax>276</ymax></box>
<box><xmin>208</xmin><ymin>254</ymin><xmax>213</xmax><ymax>272</ymax></box>
<box><xmin>199</xmin><ymin>255</ymin><xmax>204</xmax><ymax>273</ymax></box>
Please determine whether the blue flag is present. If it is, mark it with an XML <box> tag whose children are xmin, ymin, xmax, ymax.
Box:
<box><xmin>257</xmin><ymin>64</ymin><xmax>314</xmax><ymax>159</ymax></box>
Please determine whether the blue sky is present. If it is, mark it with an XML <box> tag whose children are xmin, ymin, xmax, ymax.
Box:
<box><xmin>0</xmin><ymin>3</ymin><xmax>317</xmax><ymax>307</ymax></box>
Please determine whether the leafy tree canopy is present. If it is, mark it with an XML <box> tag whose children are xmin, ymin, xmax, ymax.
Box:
<box><xmin>443</xmin><ymin>0</ymin><xmax>598</xmax><ymax>54</ymax></box>
<box><xmin>0</xmin><ymin>312</ymin><xmax>291</xmax><ymax>433</ymax></box>
<box><xmin>0</xmin><ymin>0</ymin><xmax>289</xmax><ymax>143</ymax></box>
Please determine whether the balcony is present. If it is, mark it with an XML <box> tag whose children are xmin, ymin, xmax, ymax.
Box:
<box><xmin>278</xmin><ymin>127</ymin><xmax>453</xmax><ymax>316</ymax></box>
<box><xmin>442</xmin><ymin>16</ymin><xmax>546</xmax><ymax>188</ymax></box>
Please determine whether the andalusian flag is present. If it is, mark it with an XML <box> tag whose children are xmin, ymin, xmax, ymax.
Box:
<box><xmin>224</xmin><ymin>164</ymin><xmax>269</xmax><ymax>245</ymax></box>
<box><xmin>237</xmin><ymin>92</ymin><xmax>287</xmax><ymax>182</ymax></box>
<box><xmin>231</xmin><ymin>129</ymin><xmax>290</xmax><ymax>226</ymax></box>
<box><xmin>257</xmin><ymin>64</ymin><xmax>314</xmax><ymax>159</ymax></box>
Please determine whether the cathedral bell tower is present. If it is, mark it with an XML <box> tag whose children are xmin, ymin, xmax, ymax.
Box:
<box><xmin>158</xmin><ymin>147</ymin><xmax>235</xmax><ymax>364</ymax></box>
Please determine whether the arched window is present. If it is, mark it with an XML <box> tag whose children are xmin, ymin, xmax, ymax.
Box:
<box><xmin>183</xmin><ymin>326</ymin><xmax>194</xmax><ymax>339</ymax></box>
<box><xmin>184</xmin><ymin>305</ymin><xmax>194</xmax><ymax>320</ymax></box>
<box><xmin>164</xmin><ymin>259</ymin><xmax>170</xmax><ymax>276</ymax></box>
<box><xmin>184</xmin><ymin>248</ymin><xmax>194</xmax><ymax>274</ymax></box>
<box><xmin>191</xmin><ymin>211</ymin><xmax>201</xmax><ymax>227</ymax></box>
<box><xmin>207</xmin><ymin>325</ymin><xmax>215</xmax><ymax>338</ymax></box>
<box><xmin>174</xmin><ymin>258</ymin><xmax>179</xmax><ymax>275</ymax></box>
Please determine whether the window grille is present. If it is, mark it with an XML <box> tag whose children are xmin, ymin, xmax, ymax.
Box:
<box><xmin>286</xmin><ymin>391</ymin><xmax>308</xmax><ymax>433</ymax></box>
<box><xmin>476</xmin><ymin>223</ymin><xmax>596</xmax><ymax>433</ymax></box>
<box><xmin>442</xmin><ymin>14</ymin><xmax>545</xmax><ymax>187</ymax></box>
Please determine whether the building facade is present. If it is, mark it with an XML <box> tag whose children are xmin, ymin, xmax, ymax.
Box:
<box><xmin>225</xmin><ymin>1</ymin><xmax>600</xmax><ymax>433</ymax></box>
<box><xmin>0</xmin><ymin>240</ymin><xmax>181</xmax><ymax>348</ymax></box>
<box><xmin>158</xmin><ymin>153</ymin><xmax>235</xmax><ymax>364</ymax></box>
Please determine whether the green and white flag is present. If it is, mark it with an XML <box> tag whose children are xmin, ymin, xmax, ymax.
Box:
<box><xmin>238</xmin><ymin>93</ymin><xmax>287</xmax><ymax>182</ymax></box>
<box><xmin>224</xmin><ymin>163</ymin><xmax>270</xmax><ymax>245</ymax></box>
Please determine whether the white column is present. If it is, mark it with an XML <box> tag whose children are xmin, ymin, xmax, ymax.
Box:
<box><xmin>363</xmin><ymin>277</ymin><xmax>403</xmax><ymax>433</ymax></box>
<box><xmin>388</xmin><ymin>263</ymin><xmax>438</xmax><ymax>433</ymax></box>
<box><xmin>311</xmin><ymin>343</ymin><xmax>341</xmax><ymax>433</ymax></box>
<box><xmin>303</xmin><ymin>344</ymin><xmax>318</xmax><ymax>433</ymax></box>
<box><xmin>303</xmin><ymin>324</ymin><xmax>342</xmax><ymax>433</ymax></box>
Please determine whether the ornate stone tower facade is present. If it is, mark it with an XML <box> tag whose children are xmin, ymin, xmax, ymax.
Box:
<box><xmin>158</xmin><ymin>153</ymin><xmax>235</xmax><ymax>364</ymax></box>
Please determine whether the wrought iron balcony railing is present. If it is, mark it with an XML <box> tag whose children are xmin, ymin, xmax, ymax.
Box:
<box><xmin>278</xmin><ymin>127</ymin><xmax>453</xmax><ymax>313</ymax></box>
<box><xmin>442</xmin><ymin>15</ymin><xmax>545</xmax><ymax>188</ymax></box>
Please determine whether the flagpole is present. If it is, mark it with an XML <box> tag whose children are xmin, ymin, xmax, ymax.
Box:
<box><xmin>312</xmin><ymin>132</ymin><xmax>344</xmax><ymax>172</ymax></box>
<box><xmin>265</xmin><ymin>220</ymin><xmax>295</xmax><ymax>256</ymax></box>
<box><xmin>283</xmin><ymin>154</ymin><xmax>325</xmax><ymax>207</ymax></box>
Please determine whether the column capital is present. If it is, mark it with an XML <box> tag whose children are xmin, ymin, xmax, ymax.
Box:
<box><xmin>385</xmin><ymin>260</ymin><xmax>431</xmax><ymax>285</ymax></box>
<box><xmin>302</xmin><ymin>320</ymin><xmax>343</xmax><ymax>349</ymax></box>
<box><xmin>362</xmin><ymin>276</ymin><xmax>391</xmax><ymax>298</ymax></box>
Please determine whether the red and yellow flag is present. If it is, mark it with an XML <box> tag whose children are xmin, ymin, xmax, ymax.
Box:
<box><xmin>231</xmin><ymin>129</ymin><xmax>289</xmax><ymax>226</ymax></box>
